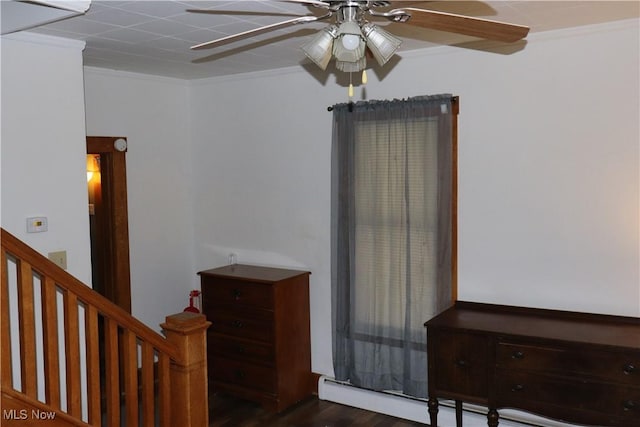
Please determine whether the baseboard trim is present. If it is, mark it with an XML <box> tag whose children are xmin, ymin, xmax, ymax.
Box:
<box><xmin>317</xmin><ymin>376</ymin><xmax>577</xmax><ymax>427</ymax></box>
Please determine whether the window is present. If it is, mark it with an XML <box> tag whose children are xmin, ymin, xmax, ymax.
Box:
<box><xmin>331</xmin><ymin>95</ymin><xmax>457</xmax><ymax>397</ymax></box>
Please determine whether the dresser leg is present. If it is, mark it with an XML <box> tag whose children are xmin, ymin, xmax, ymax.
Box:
<box><xmin>455</xmin><ymin>400</ymin><xmax>463</xmax><ymax>427</ymax></box>
<box><xmin>487</xmin><ymin>408</ymin><xmax>499</xmax><ymax>427</ymax></box>
<box><xmin>428</xmin><ymin>398</ymin><xmax>438</xmax><ymax>427</ymax></box>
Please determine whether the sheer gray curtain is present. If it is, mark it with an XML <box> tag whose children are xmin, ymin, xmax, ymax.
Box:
<box><xmin>331</xmin><ymin>95</ymin><xmax>454</xmax><ymax>398</ymax></box>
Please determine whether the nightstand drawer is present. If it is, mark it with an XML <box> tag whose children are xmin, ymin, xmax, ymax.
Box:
<box><xmin>209</xmin><ymin>332</ymin><xmax>275</xmax><ymax>364</ymax></box>
<box><xmin>212</xmin><ymin>356</ymin><xmax>276</xmax><ymax>393</ymax></box>
<box><xmin>207</xmin><ymin>309</ymin><xmax>274</xmax><ymax>343</ymax></box>
<box><xmin>497</xmin><ymin>341</ymin><xmax>640</xmax><ymax>385</ymax></box>
<box><xmin>202</xmin><ymin>278</ymin><xmax>274</xmax><ymax>309</ymax></box>
<box><xmin>495</xmin><ymin>369</ymin><xmax>640</xmax><ymax>421</ymax></box>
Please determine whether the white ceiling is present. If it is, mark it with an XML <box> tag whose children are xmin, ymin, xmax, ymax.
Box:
<box><xmin>14</xmin><ymin>1</ymin><xmax>640</xmax><ymax>80</ymax></box>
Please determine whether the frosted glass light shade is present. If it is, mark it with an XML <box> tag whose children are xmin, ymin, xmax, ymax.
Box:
<box><xmin>333</xmin><ymin>20</ymin><xmax>364</xmax><ymax>62</ymax></box>
<box><xmin>362</xmin><ymin>23</ymin><xmax>402</xmax><ymax>66</ymax></box>
<box><xmin>301</xmin><ymin>26</ymin><xmax>337</xmax><ymax>70</ymax></box>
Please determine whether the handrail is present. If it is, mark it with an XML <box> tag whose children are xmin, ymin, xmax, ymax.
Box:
<box><xmin>1</xmin><ymin>227</ymin><xmax>210</xmax><ymax>427</ymax></box>
<box><xmin>0</xmin><ymin>229</ymin><xmax>177</xmax><ymax>358</ymax></box>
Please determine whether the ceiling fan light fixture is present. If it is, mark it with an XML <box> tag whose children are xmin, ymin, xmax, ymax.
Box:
<box><xmin>362</xmin><ymin>23</ymin><xmax>402</xmax><ymax>66</ymax></box>
<box><xmin>335</xmin><ymin>56</ymin><xmax>367</xmax><ymax>73</ymax></box>
<box><xmin>301</xmin><ymin>25</ymin><xmax>338</xmax><ymax>70</ymax></box>
<box><xmin>333</xmin><ymin>39</ymin><xmax>366</xmax><ymax>63</ymax></box>
<box><xmin>333</xmin><ymin>21</ymin><xmax>366</xmax><ymax>64</ymax></box>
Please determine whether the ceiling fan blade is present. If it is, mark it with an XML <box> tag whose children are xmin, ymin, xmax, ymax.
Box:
<box><xmin>395</xmin><ymin>7</ymin><xmax>529</xmax><ymax>43</ymax></box>
<box><xmin>186</xmin><ymin>9</ymin><xmax>303</xmax><ymax>18</ymax></box>
<box><xmin>191</xmin><ymin>16</ymin><xmax>322</xmax><ymax>50</ymax></box>
<box><xmin>280</xmin><ymin>0</ymin><xmax>330</xmax><ymax>8</ymax></box>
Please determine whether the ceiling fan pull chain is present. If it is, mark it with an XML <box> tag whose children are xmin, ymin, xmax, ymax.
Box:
<box><xmin>348</xmin><ymin>72</ymin><xmax>354</xmax><ymax>99</ymax></box>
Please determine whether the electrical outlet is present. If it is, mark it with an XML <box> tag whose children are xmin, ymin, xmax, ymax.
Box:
<box><xmin>48</xmin><ymin>251</ymin><xmax>67</xmax><ymax>270</ymax></box>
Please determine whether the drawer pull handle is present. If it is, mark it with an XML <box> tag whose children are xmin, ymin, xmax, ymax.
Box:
<box><xmin>623</xmin><ymin>364</ymin><xmax>636</xmax><ymax>375</ymax></box>
<box><xmin>231</xmin><ymin>320</ymin><xmax>244</xmax><ymax>328</ymax></box>
<box><xmin>511</xmin><ymin>351</ymin><xmax>524</xmax><ymax>360</ymax></box>
<box><xmin>235</xmin><ymin>345</ymin><xmax>246</xmax><ymax>354</ymax></box>
<box><xmin>455</xmin><ymin>359</ymin><xmax>468</xmax><ymax>368</ymax></box>
<box><xmin>235</xmin><ymin>370</ymin><xmax>246</xmax><ymax>380</ymax></box>
<box><xmin>233</xmin><ymin>289</ymin><xmax>242</xmax><ymax>300</ymax></box>
<box><xmin>623</xmin><ymin>400</ymin><xmax>636</xmax><ymax>411</ymax></box>
<box><xmin>511</xmin><ymin>384</ymin><xmax>524</xmax><ymax>392</ymax></box>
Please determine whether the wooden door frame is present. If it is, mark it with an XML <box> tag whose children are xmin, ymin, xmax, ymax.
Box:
<box><xmin>451</xmin><ymin>96</ymin><xmax>459</xmax><ymax>303</ymax></box>
<box><xmin>87</xmin><ymin>136</ymin><xmax>131</xmax><ymax>313</ymax></box>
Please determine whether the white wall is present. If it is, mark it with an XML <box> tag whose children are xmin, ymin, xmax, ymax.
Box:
<box><xmin>83</xmin><ymin>68</ymin><xmax>193</xmax><ymax>331</ymax></box>
<box><xmin>453</xmin><ymin>22</ymin><xmax>640</xmax><ymax>316</ymax></box>
<box><xmin>188</xmin><ymin>19</ymin><xmax>639</xmax><ymax>384</ymax></box>
<box><xmin>1</xmin><ymin>33</ymin><xmax>92</xmax><ymax>418</ymax></box>
<box><xmin>1</xmin><ymin>33</ymin><xmax>91</xmax><ymax>284</ymax></box>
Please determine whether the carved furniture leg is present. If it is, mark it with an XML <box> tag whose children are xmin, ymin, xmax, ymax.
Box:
<box><xmin>428</xmin><ymin>397</ymin><xmax>438</xmax><ymax>427</ymax></box>
<box><xmin>487</xmin><ymin>408</ymin><xmax>499</xmax><ymax>427</ymax></box>
<box><xmin>455</xmin><ymin>400</ymin><xmax>463</xmax><ymax>427</ymax></box>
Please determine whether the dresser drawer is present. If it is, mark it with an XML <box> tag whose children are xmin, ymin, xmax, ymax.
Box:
<box><xmin>209</xmin><ymin>332</ymin><xmax>275</xmax><ymax>364</ymax></box>
<box><xmin>429</xmin><ymin>330</ymin><xmax>490</xmax><ymax>401</ymax></box>
<box><xmin>497</xmin><ymin>341</ymin><xmax>640</xmax><ymax>385</ymax></box>
<box><xmin>202</xmin><ymin>278</ymin><xmax>274</xmax><ymax>309</ymax></box>
<box><xmin>211</xmin><ymin>356</ymin><xmax>276</xmax><ymax>394</ymax></box>
<box><xmin>495</xmin><ymin>369</ymin><xmax>640</xmax><ymax>422</ymax></box>
<box><xmin>207</xmin><ymin>309</ymin><xmax>274</xmax><ymax>343</ymax></box>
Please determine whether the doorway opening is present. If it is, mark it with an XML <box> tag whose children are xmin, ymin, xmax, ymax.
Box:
<box><xmin>86</xmin><ymin>136</ymin><xmax>131</xmax><ymax>313</ymax></box>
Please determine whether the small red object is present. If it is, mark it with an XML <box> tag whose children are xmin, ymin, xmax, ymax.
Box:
<box><xmin>183</xmin><ymin>290</ymin><xmax>201</xmax><ymax>313</ymax></box>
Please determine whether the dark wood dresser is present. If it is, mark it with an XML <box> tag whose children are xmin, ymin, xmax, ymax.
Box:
<box><xmin>199</xmin><ymin>264</ymin><xmax>313</xmax><ymax>412</ymax></box>
<box><xmin>425</xmin><ymin>301</ymin><xmax>640</xmax><ymax>427</ymax></box>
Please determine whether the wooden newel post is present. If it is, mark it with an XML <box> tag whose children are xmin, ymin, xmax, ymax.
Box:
<box><xmin>161</xmin><ymin>312</ymin><xmax>211</xmax><ymax>427</ymax></box>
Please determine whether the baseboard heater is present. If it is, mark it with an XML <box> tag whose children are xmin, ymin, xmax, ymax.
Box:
<box><xmin>317</xmin><ymin>376</ymin><xmax>575</xmax><ymax>427</ymax></box>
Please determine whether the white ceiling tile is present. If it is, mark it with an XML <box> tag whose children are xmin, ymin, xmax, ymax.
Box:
<box><xmin>98</xmin><ymin>27</ymin><xmax>165</xmax><ymax>43</ymax></box>
<box><xmin>130</xmin><ymin>18</ymin><xmax>199</xmax><ymax>35</ymax></box>
<box><xmin>118</xmin><ymin>0</ymin><xmax>194</xmax><ymax>17</ymax></box>
<box><xmin>140</xmin><ymin>35</ymin><xmax>196</xmax><ymax>50</ymax></box>
<box><xmin>174</xmin><ymin>27</ymin><xmax>228</xmax><ymax>44</ymax></box>
<box><xmin>33</xmin><ymin>16</ymin><xmax>120</xmax><ymax>35</ymax></box>
<box><xmin>83</xmin><ymin>7</ymin><xmax>156</xmax><ymax>26</ymax></box>
<box><xmin>15</xmin><ymin>1</ymin><xmax>640</xmax><ymax>80</ymax></box>
<box><xmin>168</xmin><ymin>11</ymin><xmax>241</xmax><ymax>27</ymax></box>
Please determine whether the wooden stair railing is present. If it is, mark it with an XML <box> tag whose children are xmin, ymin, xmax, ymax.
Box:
<box><xmin>1</xmin><ymin>228</ymin><xmax>211</xmax><ymax>427</ymax></box>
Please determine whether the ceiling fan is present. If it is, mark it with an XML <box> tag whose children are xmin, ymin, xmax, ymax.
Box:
<box><xmin>190</xmin><ymin>1</ymin><xmax>530</xmax><ymax>73</ymax></box>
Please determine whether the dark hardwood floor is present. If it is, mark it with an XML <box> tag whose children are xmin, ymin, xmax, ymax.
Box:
<box><xmin>209</xmin><ymin>393</ymin><xmax>428</xmax><ymax>427</ymax></box>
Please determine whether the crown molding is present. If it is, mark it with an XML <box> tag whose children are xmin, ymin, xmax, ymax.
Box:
<box><xmin>83</xmin><ymin>66</ymin><xmax>190</xmax><ymax>87</ymax></box>
<box><xmin>2</xmin><ymin>31</ymin><xmax>86</xmax><ymax>51</ymax></box>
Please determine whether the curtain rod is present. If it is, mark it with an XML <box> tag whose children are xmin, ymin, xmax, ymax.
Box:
<box><xmin>327</xmin><ymin>96</ymin><xmax>459</xmax><ymax>112</ymax></box>
<box><xmin>327</xmin><ymin>102</ymin><xmax>352</xmax><ymax>112</ymax></box>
